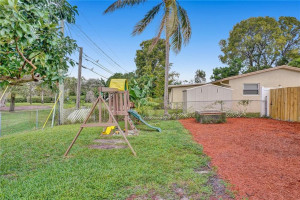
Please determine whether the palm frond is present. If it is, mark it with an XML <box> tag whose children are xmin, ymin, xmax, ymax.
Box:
<box><xmin>171</xmin><ymin>23</ymin><xmax>182</xmax><ymax>53</ymax></box>
<box><xmin>132</xmin><ymin>3</ymin><xmax>162</xmax><ymax>36</ymax></box>
<box><xmin>166</xmin><ymin>1</ymin><xmax>179</xmax><ymax>38</ymax></box>
<box><xmin>149</xmin><ymin>14</ymin><xmax>166</xmax><ymax>52</ymax></box>
<box><xmin>104</xmin><ymin>0</ymin><xmax>147</xmax><ymax>14</ymax></box>
<box><xmin>178</xmin><ymin>4</ymin><xmax>191</xmax><ymax>44</ymax></box>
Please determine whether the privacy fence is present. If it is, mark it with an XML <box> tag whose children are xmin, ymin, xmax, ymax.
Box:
<box><xmin>270</xmin><ymin>87</ymin><xmax>300</xmax><ymax>122</ymax></box>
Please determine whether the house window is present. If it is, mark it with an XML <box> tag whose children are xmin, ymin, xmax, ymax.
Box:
<box><xmin>243</xmin><ymin>84</ymin><xmax>259</xmax><ymax>95</ymax></box>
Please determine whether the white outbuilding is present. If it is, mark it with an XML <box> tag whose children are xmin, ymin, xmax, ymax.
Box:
<box><xmin>183</xmin><ymin>84</ymin><xmax>233</xmax><ymax>112</ymax></box>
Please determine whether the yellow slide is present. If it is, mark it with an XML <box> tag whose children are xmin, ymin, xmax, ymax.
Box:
<box><xmin>102</xmin><ymin>126</ymin><xmax>115</xmax><ymax>135</ymax></box>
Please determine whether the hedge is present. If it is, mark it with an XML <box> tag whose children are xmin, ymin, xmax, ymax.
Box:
<box><xmin>6</xmin><ymin>96</ymin><xmax>85</xmax><ymax>103</ymax></box>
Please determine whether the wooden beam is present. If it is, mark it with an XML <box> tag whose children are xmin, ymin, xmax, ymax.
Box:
<box><xmin>81</xmin><ymin>123</ymin><xmax>118</xmax><ymax>127</ymax></box>
<box><xmin>64</xmin><ymin>97</ymin><xmax>100</xmax><ymax>156</ymax></box>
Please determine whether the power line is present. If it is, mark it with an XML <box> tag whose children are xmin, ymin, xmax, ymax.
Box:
<box><xmin>73</xmin><ymin>24</ymin><xmax>129</xmax><ymax>73</ymax></box>
<box><xmin>83</xmin><ymin>53</ymin><xmax>114</xmax><ymax>75</ymax></box>
<box><xmin>68</xmin><ymin>24</ymin><xmax>118</xmax><ymax>74</ymax></box>
<box><xmin>82</xmin><ymin>65</ymin><xmax>108</xmax><ymax>80</ymax></box>
<box><xmin>80</xmin><ymin>12</ymin><xmax>127</xmax><ymax>68</ymax></box>
<box><xmin>68</xmin><ymin>57</ymin><xmax>108</xmax><ymax>79</ymax></box>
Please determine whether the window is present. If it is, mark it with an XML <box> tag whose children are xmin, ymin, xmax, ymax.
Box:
<box><xmin>243</xmin><ymin>84</ymin><xmax>259</xmax><ymax>95</ymax></box>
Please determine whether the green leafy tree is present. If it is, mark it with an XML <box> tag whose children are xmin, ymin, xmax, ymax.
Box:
<box><xmin>135</xmin><ymin>39</ymin><xmax>165</xmax><ymax>98</ymax></box>
<box><xmin>129</xmin><ymin>78</ymin><xmax>159</xmax><ymax>112</ymax></box>
<box><xmin>106</xmin><ymin>72</ymin><xmax>135</xmax><ymax>87</ymax></box>
<box><xmin>82</xmin><ymin>78</ymin><xmax>105</xmax><ymax>97</ymax></box>
<box><xmin>0</xmin><ymin>0</ymin><xmax>77</xmax><ymax>87</ymax></box>
<box><xmin>64</xmin><ymin>77</ymin><xmax>78</xmax><ymax>96</ymax></box>
<box><xmin>219</xmin><ymin>16</ymin><xmax>300</xmax><ymax>71</ymax></box>
<box><xmin>288</xmin><ymin>57</ymin><xmax>300</xmax><ymax>68</ymax></box>
<box><xmin>194</xmin><ymin>69</ymin><xmax>206</xmax><ymax>83</ymax></box>
<box><xmin>210</xmin><ymin>59</ymin><xmax>244</xmax><ymax>81</ymax></box>
<box><xmin>104</xmin><ymin>0</ymin><xmax>192</xmax><ymax>115</ymax></box>
<box><xmin>169</xmin><ymin>71</ymin><xmax>181</xmax><ymax>85</ymax></box>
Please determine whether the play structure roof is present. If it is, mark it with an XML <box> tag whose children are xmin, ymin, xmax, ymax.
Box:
<box><xmin>109</xmin><ymin>79</ymin><xmax>128</xmax><ymax>91</ymax></box>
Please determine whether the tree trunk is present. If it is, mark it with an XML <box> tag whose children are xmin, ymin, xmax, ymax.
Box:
<box><xmin>164</xmin><ymin>37</ymin><xmax>170</xmax><ymax>116</ymax></box>
<box><xmin>29</xmin><ymin>83</ymin><xmax>32</xmax><ymax>104</ymax></box>
<box><xmin>9</xmin><ymin>93</ymin><xmax>15</xmax><ymax>112</ymax></box>
<box><xmin>41</xmin><ymin>89</ymin><xmax>44</xmax><ymax>104</ymax></box>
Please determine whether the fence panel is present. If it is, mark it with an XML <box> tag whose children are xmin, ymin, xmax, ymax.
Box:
<box><xmin>270</xmin><ymin>87</ymin><xmax>300</xmax><ymax>122</ymax></box>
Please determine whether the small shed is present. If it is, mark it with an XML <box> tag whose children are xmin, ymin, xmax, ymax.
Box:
<box><xmin>183</xmin><ymin>84</ymin><xmax>233</xmax><ymax>112</ymax></box>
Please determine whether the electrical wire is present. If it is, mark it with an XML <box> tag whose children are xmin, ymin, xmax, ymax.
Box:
<box><xmin>83</xmin><ymin>53</ymin><xmax>114</xmax><ymax>75</ymax></box>
<box><xmin>68</xmin><ymin>57</ymin><xmax>108</xmax><ymax>79</ymax></box>
<box><xmin>73</xmin><ymin>24</ymin><xmax>129</xmax><ymax>73</ymax></box>
<box><xmin>80</xmin><ymin>12</ymin><xmax>127</xmax><ymax>68</ymax></box>
<box><xmin>68</xmin><ymin>24</ymin><xmax>118</xmax><ymax>74</ymax></box>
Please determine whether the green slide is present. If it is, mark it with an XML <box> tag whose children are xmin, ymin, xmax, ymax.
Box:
<box><xmin>128</xmin><ymin>110</ymin><xmax>161</xmax><ymax>132</ymax></box>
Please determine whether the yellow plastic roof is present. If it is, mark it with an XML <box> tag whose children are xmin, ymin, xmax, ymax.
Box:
<box><xmin>109</xmin><ymin>79</ymin><xmax>128</xmax><ymax>91</ymax></box>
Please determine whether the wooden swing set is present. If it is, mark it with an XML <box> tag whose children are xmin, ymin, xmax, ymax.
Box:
<box><xmin>64</xmin><ymin>86</ymin><xmax>138</xmax><ymax>157</ymax></box>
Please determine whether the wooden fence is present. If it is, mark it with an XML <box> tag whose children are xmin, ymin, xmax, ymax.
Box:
<box><xmin>270</xmin><ymin>87</ymin><xmax>300</xmax><ymax>122</ymax></box>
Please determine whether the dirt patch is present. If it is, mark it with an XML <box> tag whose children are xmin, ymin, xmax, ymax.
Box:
<box><xmin>89</xmin><ymin>144</ymin><xmax>127</xmax><ymax>149</ymax></box>
<box><xmin>93</xmin><ymin>139</ymin><xmax>125</xmax><ymax>144</ymax></box>
<box><xmin>0</xmin><ymin>105</ymin><xmax>51</xmax><ymax>111</ymax></box>
<box><xmin>180</xmin><ymin>118</ymin><xmax>300</xmax><ymax>199</ymax></box>
<box><xmin>90</xmin><ymin>139</ymin><xmax>127</xmax><ymax>149</ymax></box>
<box><xmin>208</xmin><ymin>175</ymin><xmax>233</xmax><ymax>200</ymax></box>
<box><xmin>194</xmin><ymin>163</ymin><xmax>233</xmax><ymax>199</ymax></box>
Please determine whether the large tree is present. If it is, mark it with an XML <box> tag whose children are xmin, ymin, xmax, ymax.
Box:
<box><xmin>194</xmin><ymin>69</ymin><xmax>206</xmax><ymax>83</ymax></box>
<box><xmin>135</xmin><ymin>39</ymin><xmax>165</xmax><ymax>98</ymax></box>
<box><xmin>219</xmin><ymin>16</ymin><xmax>300</xmax><ymax>71</ymax></box>
<box><xmin>104</xmin><ymin>0</ymin><xmax>192</xmax><ymax>115</ymax></box>
<box><xmin>210</xmin><ymin>59</ymin><xmax>243</xmax><ymax>81</ymax></box>
<box><xmin>0</xmin><ymin>0</ymin><xmax>77</xmax><ymax>87</ymax></box>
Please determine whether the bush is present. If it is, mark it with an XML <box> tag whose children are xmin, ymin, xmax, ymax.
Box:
<box><xmin>6</xmin><ymin>97</ymin><xmax>27</xmax><ymax>103</ymax></box>
<box><xmin>195</xmin><ymin>111</ymin><xmax>226</xmax><ymax>124</ymax></box>
<box><xmin>31</xmin><ymin>97</ymin><xmax>55</xmax><ymax>103</ymax></box>
<box><xmin>66</xmin><ymin>96</ymin><xmax>85</xmax><ymax>103</ymax></box>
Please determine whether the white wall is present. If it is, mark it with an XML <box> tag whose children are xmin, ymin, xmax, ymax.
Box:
<box><xmin>184</xmin><ymin>84</ymin><xmax>232</xmax><ymax>112</ymax></box>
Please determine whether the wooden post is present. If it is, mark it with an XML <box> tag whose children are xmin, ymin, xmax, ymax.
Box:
<box><xmin>124</xmin><ymin>92</ymin><xmax>128</xmax><ymax>135</ymax></box>
<box><xmin>99</xmin><ymin>100</ymin><xmax>102</xmax><ymax>123</ymax></box>
<box><xmin>76</xmin><ymin>47</ymin><xmax>83</xmax><ymax>109</ymax></box>
<box><xmin>108</xmin><ymin>93</ymin><xmax>112</xmax><ymax>122</ymax></box>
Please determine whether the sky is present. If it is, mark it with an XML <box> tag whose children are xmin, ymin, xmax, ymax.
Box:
<box><xmin>67</xmin><ymin>0</ymin><xmax>300</xmax><ymax>82</ymax></box>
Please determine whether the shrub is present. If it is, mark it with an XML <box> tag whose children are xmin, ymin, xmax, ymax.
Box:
<box><xmin>195</xmin><ymin>111</ymin><xmax>226</xmax><ymax>124</ymax></box>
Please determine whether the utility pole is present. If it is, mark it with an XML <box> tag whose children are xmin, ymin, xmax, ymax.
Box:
<box><xmin>76</xmin><ymin>47</ymin><xmax>83</xmax><ymax>109</ymax></box>
<box><xmin>59</xmin><ymin>20</ymin><xmax>65</xmax><ymax>125</ymax></box>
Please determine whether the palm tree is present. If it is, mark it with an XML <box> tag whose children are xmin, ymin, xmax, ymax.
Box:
<box><xmin>104</xmin><ymin>0</ymin><xmax>191</xmax><ymax>115</ymax></box>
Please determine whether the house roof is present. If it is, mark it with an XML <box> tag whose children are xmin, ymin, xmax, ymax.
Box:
<box><xmin>184</xmin><ymin>84</ymin><xmax>233</xmax><ymax>91</ymax></box>
<box><xmin>211</xmin><ymin>65</ymin><xmax>300</xmax><ymax>84</ymax></box>
<box><xmin>168</xmin><ymin>83</ymin><xmax>205</xmax><ymax>89</ymax></box>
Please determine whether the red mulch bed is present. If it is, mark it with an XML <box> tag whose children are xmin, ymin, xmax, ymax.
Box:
<box><xmin>179</xmin><ymin>118</ymin><xmax>300</xmax><ymax>200</ymax></box>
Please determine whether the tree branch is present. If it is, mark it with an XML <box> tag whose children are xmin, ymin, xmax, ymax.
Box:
<box><xmin>15</xmin><ymin>38</ymin><xmax>38</xmax><ymax>80</ymax></box>
<box><xmin>0</xmin><ymin>75</ymin><xmax>43</xmax><ymax>85</ymax></box>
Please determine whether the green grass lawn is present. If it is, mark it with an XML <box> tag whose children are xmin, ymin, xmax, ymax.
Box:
<box><xmin>14</xmin><ymin>102</ymin><xmax>54</xmax><ymax>107</ymax></box>
<box><xmin>0</xmin><ymin>121</ymin><xmax>216</xmax><ymax>199</ymax></box>
<box><xmin>0</xmin><ymin>110</ymin><xmax>51</xmax><ymax>136</ymax></box>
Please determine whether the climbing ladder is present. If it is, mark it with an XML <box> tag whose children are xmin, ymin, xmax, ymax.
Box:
<box><xmin>128</xmin><ymin>116</ymin><xmax>139</xmax><ymax>135</ymax></box>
